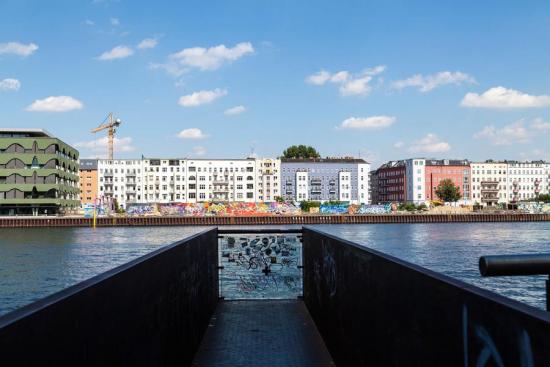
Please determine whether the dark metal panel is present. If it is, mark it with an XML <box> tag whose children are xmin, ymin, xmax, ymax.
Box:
<box><xmin>302</xmin><ymin>226</ymin><xmax>550</xmax><ymax>367</ymax></box>
<box><xmin>0</xmin><ymin>228</ymin><xmax>219</xmax><ymax>367</ymax></box>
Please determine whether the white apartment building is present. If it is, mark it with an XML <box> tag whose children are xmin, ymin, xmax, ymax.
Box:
<box><xmin>95</xmin><ymin>157</ymin><xmax>281</xmax><ymax>206</ymax></box>
<box><xmin>470</xmin><ymin>161</ymin><xmax>508</xmax><ymax>206</ymax></box>
<box><xmin>506</xmin><ymin>161</ymin><xmax>548</xmax><ymax>202</ymax></box>
<box><xmin>405</xmin><ymin>159</ymin><xmax>426</xmax><ymax>204</ymax></box>
<box><xmin>97</xmin><ymin>159</ymin><xmax>143</xmax><ymax>208</ymax></box>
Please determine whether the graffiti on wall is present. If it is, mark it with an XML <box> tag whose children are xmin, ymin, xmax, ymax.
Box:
<box><xmin>124</xmin><ymin>202</ymin><xmax>392</xmax><ymax>216</ymax></box>
<box><xmin>320</xmin><ymin>203</ymin><xmax>392</xmax><ymax>215</ymax></box>
<box><xmin>518</xmin><ymin>202</ymin><xmax>550</xmax><ymax>214</ymax></box>
<box><xmin>218</xmin><ymin>234</ymin><xmax>302</xmax><ymax>299</ymax></box>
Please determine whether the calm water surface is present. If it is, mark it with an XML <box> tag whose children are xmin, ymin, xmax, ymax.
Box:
<box><xmin>1</xmin><ymin>223</ymin><xmax>549</xmax><ymax>315</ymax></box>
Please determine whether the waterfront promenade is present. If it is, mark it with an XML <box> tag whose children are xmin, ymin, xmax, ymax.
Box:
<box><xmin>0</xmin><ymin>212</ymin><xmax>548</xmax><ymax>227</ymax></box>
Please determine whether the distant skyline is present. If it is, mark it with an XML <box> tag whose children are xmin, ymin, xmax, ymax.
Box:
<box><xmin>1</xmin><ymin>0</ymin><xmax>550</xmax><ymax>166</ymax></box>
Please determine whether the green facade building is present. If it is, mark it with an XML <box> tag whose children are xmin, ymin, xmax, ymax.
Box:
<box><xmin>0</xmin><ymin>129</ymin><xmax>80</xmax><ymax>215</ymax></box>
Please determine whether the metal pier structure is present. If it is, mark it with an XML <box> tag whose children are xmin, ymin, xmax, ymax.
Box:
<box><xmin>2</xmin><ymin>227</ymin><xmax>550</xmax><ymax>366</ymax></box>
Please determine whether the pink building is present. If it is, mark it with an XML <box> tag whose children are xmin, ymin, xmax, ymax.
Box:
<box><xmin>424</xmin><ymin>160</ymin><xmax>471</xmax><ymax>202</ymax></box>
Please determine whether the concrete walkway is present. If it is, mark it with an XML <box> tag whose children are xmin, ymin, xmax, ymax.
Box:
<box><xmin>192</xmin><ymin>300</ymin><xmax>335</xmax><ymax>367</ymax></box>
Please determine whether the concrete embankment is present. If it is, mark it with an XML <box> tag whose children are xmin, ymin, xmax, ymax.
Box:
<box><xmin>0</xmin><ymin>213</ymin><xmax>548</xmax><ymax>227</ymax></box>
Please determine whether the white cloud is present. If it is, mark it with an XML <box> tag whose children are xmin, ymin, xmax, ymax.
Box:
<box><xmin>393</xmin><ymin>141</ymin><xmax>404</xmax><ymax>148</ymax></box>
<box><xmin>224</xmin><ymin>105</ymin><xmax>247</xmax><ymax>115</ymax></box>
<box><xmin>306</xmin><ymin>70</ymin><xmax>331</xmax><ymax>85</ymax></box>
<box><xmin>192</xmin><ymin>146</ymin><xmax>206</xmax><ymax>156</ymax></box>
<box><xmin>97</xmin><ymin>45</ymin><xmax>134</xmax><ymax>60</ymax></box>
<box><xmin>84</xmin><ymin>20</ymin><xmax>95</xmax><ymax>26</ymax></box>
<box><xmin>0</xmin><ymin>42</ymin><xmax>38</xmax><ymax>57</ymax></box>
<box><xmin>461</xmin><ymin>87</ymin><xmax>550</xmax><ymax>108</ymax></box>
<box><xmin>178</xmin><ymin>88</ymin><xmax>227</xmax><ymax>107</ymax></box>
<box><xmin>110</xmin><ymin>18</ymin><xmax>120</xmax><ymax>27</ymax></box>
<box><xmin>74</xmin><ymin>136</ymin><xmax>135</xmax><ymax>157</ymax></box>
<box><xmin>473</xmin><ymin>120</ymin><xmax>531</xmax><ymax>145</ymax></box>
<box><xmin>0</xmin><ymin>78</ymin><xmax>20</xmax><ymax>91</ymax></box>
<box><xmin>153</xmin><ymin>42</ymin><xmax>254</xmax><ymax>76</ymax></box>
<box><xmin>178</xmin><ymin>128</ymin><xmax>208</xmax><ymax>139</ymax></box>
<box><xmin>306</xmin><ymin>65</ymin><xmax>386</xmax><ymax>96</ymax></box>
<box><xmin>409</xmin><ymin>134</ymin><xmax>451</xmax><ymax>153</ymax></box>
<box><xmin>531</xmin><ymin>118</ymin><xmax>550</xmax><ymax>132</ymax></box>
<box><xmin>137</xmin><ymin>38</ymin><xmax>158</xmax><ymax>50</ymax></box>
<box><xmin>26</xmin><ymin>96</ymin><xmax>83</xmax><ymax>112</ymax></box>
<box><xmin>339</xmin><ymin>116</ymin><xmax>395</xmax><ymax>130</ymax></box>
<box><xmin>392</xmin><ymin>71</ymin><xmax>475</xmax><ymax>92</ymax></box>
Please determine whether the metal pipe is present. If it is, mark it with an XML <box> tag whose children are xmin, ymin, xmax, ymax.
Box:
<box><xmin>479</xmin><ymin>254</ymin><xmax>550</xmax><ymax>277</ymax></box>
<box><xmin>479</xmin><ymin>254</ymin><xmax>550</xmax><ymax>311</ymax></box>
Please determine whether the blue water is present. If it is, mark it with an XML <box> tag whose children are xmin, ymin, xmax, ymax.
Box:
<box><xmin>0</xmin><ymin>223</ymin><xmax>549</xmax><ymax>315</ymax></box>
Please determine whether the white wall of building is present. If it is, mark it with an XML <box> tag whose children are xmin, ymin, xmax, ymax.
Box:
<box><xmin>470</xmin><ymin>162</ymin><xmax>508</xmax><ymax>205</ymax></box>
<box><xmin>97</xmin><ymin>158</ymin><xmax>281</xmax><ymax>205</ymax></box>
<box><xmin>405</xmin><ymin>159</ymin><xmax>426</xmax><ymax>203</ymax></box>
<box><xmin>295</xmin><ymin>171</ymin><xmax>309</xmax><ymax>201</ymax></box>
<box><xmin>507</xmin><ymin>161</ymin><xmax>548</xmax><ymax>202</ymax></box>
<box><xmin>97</xmin><ymin>159</ymin><xmax>143</xmax><ymax>208</ymax></box>
<box><xmin>358</xmin><ymin>163</ymin><xmax>370</xmax><ymax>204</ymax></box>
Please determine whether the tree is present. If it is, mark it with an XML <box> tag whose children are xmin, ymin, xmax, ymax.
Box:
<box><xmin>435</xmin><ymin>179</ymin><xmax>462</xmax><ymax>202</ymax></box>
<box><xmin>282</xmin><ymin>145</ymin><xmax>320</xmax><ymax>159</ymax></box>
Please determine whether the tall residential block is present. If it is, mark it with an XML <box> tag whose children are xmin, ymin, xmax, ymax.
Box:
<box><xmin>92</xmin><ymin>157</ymin><xmax>281</xmax><ymax>208</ymax></box>
<box><xmin>281</xmin><ymin>158</ymin><xmax>370</xmax><ymax>204</ymax></box>
<box><xmin>0</xmin><ymin>128</ymin><xmax>80</xmax><ymax>215</ymax></box>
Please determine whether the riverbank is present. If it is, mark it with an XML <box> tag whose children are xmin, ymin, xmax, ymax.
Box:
<box><xmin>0</xmin><ymin>213</ymin><xmax>548</xmax><ymax>227</ymax></box>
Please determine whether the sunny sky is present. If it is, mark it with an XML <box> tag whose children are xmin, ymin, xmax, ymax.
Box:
<box><xmin>1</xmin><ymin>0</ymin><xmax>550</xmax><ymax>167</ymax></box>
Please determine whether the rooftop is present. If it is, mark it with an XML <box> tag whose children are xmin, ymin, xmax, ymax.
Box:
<box><xmin>0</xmin><ymin>128</ymin><xmax>54</xmax><ymax>138</ymax></box>
<box><xmin>281</xmin><ymin>157</ymin><xmax>368</xmax><ymax>164</ymax></box>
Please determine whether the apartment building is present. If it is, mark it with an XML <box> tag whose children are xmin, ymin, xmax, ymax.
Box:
<box><xmin>506</xmin><ymin>161</ymin><xmax>548</xmax><ymax>202</ymax></box>
<box><xmin>374</xmin><ymin>160</ymin><xmax>406</xmax><ymax>203</ymax></box>
<box><xmin>470</xmin><ymin>161</ymin><xmax>508</xmax><ymax>206</ymax></box>
<box><xmin>281</xmin><ymin>158</ymin><xmax>370</xmax><ymax>204</ymax></box>
<box><xmin>88</xmin><ymin>157</ymin><xmax>281</xmax><ymax>207</ymax></box>
<box><xmin>79</xmin><ymin>159</ymin><xmax>99</xmax><ymax>205</ymax></box>
<box><xmin>424</xmin><ymin>159</ymin><xmax>470</xmax><ymax>203</ymax></box>
<box><xmin>376</xmin><ymin>158</ymin><xmax>470</xmax><ymax>204</ymax></box>
<box><xmin>0</xmin><ymin>128</ymin><xmax>80</xmax><ymax>215</ymax></box>
<box><xmin>97</xmin><ymin>159</ymin><xmax>142</xmax><ymax>208</ymax></box>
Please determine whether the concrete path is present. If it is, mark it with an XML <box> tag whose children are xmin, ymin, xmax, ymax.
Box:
<box><xmin>192</xmin><ymin>299</ymin><xmax>335</xmax><ymax>367</ymax></box>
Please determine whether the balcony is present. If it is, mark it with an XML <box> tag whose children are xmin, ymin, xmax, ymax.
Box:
<box><xmin>125</xmin><ymin>172</ymin><xmax>136</xmax><ymax>177</ymax></box>
<box><xmin>104</xmin><ymin>172</ymin><xmax>113</xmax><ymax>177</ymax></box>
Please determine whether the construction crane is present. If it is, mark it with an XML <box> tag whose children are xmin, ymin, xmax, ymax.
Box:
<box><xmin>91</xmin><ymin>113</ymin><xmax>122</xmax><ymax>160</ymax></box>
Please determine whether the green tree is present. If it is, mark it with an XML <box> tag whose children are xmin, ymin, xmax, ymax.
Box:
<box><xmin>435</xmin><ymin>179</ymin><xmax>462</xmax><ymax>202</ymax></box>
<box><xmin>282</xmin><ymin>145</ymin><xmax>320</xmax><ymax>159</ymax></box>
<box><xmin>299</xmin><ymin>200</ymin><xmax>321</xmax><ymax>212</ymax></box>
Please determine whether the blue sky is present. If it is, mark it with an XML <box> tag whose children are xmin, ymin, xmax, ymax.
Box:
<box><xmin>1</xmin><ymin>0</ymin><xmax>550</xmax><ymax>167</ymax></box>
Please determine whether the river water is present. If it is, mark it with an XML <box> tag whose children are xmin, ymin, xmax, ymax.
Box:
<box><xmin>0</xmin><ymin>223</ymin><xmax>549</xmax><ymax>315</ymax></box>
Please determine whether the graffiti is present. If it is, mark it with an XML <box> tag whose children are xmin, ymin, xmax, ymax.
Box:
<box><xmin>462</xmin><ymin>304</ymin><xmax>534</xmax><ymax>367</ymax></box>
<box><xmin>518</xmin><ymin>202</ymin><xmax>550</xmax><ymax>214</ymax></box>
<box><xmin>319</xmin><ymin>203</ymin><xmax>392</xmax><ymax>215</ymax></box>
<box><xmin>82</xmin><ymin>203</ymin><xmax>107</xmax><ymax>217</ymax></box>
<box><xmin>126</xmin><ymin>204</ymin><xmax>156</xmax><ymax>216</ymax></box>
<box><xmin>121</xmin><ymin>201</ymin><xmax>395</xmax><ymax>217</ymax></box>
<box><xmin>219</xmin><ymin>234</ymin><xmax>302</xmax><ymax>299</ymax></box>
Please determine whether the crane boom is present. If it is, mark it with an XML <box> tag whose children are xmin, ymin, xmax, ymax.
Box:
<box><xmin>91</xmin><ymin>113</ymin><xmax>122</xmax><ymax>160</ymax></box>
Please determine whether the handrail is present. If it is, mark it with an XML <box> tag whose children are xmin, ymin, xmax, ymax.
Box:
<box><xmin>479</xmin><ymin>254</ymin><xmax>550</xmax><ymax>310</ymax></box>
